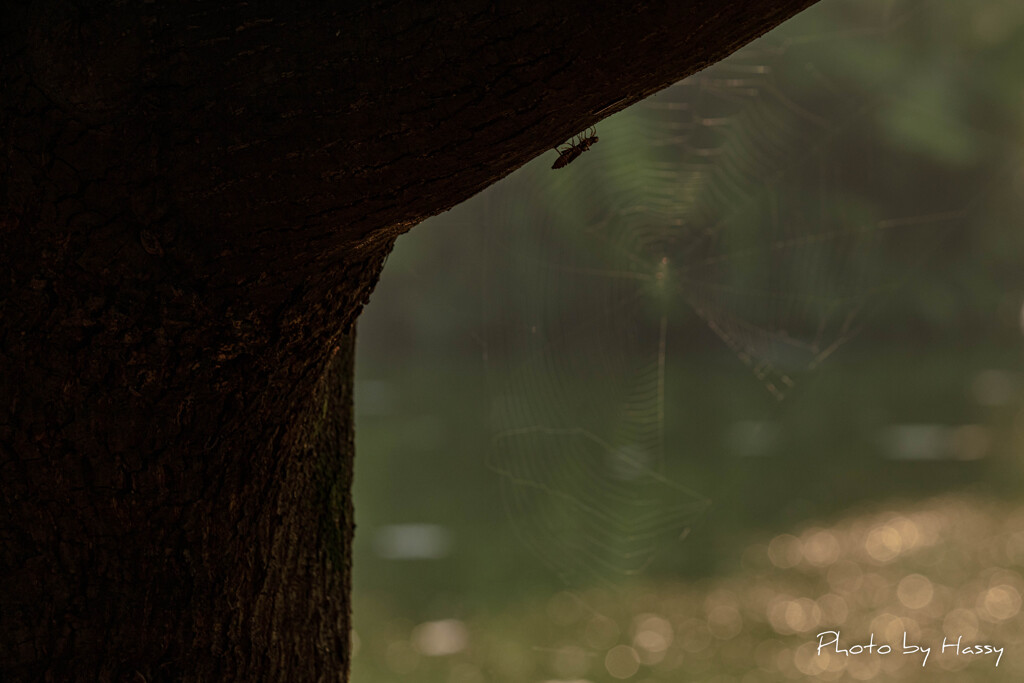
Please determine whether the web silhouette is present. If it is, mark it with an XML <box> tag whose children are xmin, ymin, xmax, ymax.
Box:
<box><xmin>478</xmin><ymin>0</ymin><xmax>985</xmax><ymax>587</ymax></box>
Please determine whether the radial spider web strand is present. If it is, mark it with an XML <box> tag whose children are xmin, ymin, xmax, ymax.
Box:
<box><xmin>487</xmin><ymin>283</ymin><xmax>706</xmax><ymax>584</ymax></box>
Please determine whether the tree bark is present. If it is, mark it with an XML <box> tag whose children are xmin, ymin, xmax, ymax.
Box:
<box><xmin>0</xmin><ymin>1</ymin><xmax>819</xmax><ymax>680</ymax></box>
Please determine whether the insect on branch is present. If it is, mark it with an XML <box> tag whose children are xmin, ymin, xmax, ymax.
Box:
<box><xmin>551</xmin><ymin>127</ymin><xmax>598</xmax><ymax>169</ymax></box>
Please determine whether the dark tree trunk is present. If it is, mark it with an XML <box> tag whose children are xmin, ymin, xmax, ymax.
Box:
<box><xmin>0</xmin><ymin>1</ymin><xmax>819</xmax><ymax>680</ymax></box>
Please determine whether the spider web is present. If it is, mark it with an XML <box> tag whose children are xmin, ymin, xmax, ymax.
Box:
<box><xmin>479</xmin><ymin>0</ymin><xmax>978</xmax><ymax>587</ymax></box>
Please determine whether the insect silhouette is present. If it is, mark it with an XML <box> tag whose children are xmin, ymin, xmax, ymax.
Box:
<box><xmin>551</xmin><ymin>127</ymin><xmax>598</xmax><ymax>169</ymax></box>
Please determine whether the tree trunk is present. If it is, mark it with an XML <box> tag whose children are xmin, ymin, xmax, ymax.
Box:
<box><xmin>0</xmin><ymin>1</ymin><xmax>819</xmax><ymax>680</ymax></box>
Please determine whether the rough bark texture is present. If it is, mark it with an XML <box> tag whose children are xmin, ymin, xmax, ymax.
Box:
<box><xmin>0</xmin><ymin>1</ymin><xmax>819</xmax><ymax>680</ymax></box>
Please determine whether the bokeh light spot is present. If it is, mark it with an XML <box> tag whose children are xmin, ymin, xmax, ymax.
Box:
<box><xmin>605</xmin><ymin>645</ymin><xmax>640</xmax><ymax>679</ymax></box>
<box><xmin>897</xmin><ymin>574</ymin><xmax>934</xmax><ymax>609</ymax></box>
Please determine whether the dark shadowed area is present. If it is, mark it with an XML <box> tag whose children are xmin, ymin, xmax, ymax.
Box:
<box><xmin>1</xmin><ymin>1</ymin><xmax>827</xmax><ymax>681</ymax></box>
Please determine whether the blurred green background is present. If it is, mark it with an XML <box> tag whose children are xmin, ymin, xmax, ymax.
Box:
<box><xmin>351</xmin><ymin>1</ymin><xmax>1024</xmax><ymax>680</ymax></box>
